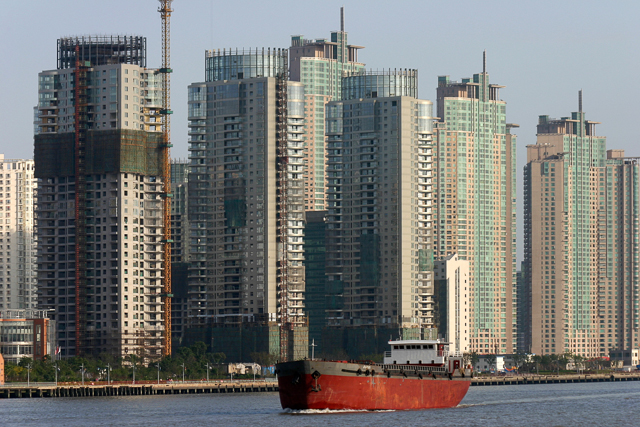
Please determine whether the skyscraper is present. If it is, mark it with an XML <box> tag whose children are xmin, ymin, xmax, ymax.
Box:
<box><xmin>0</xmin><ymin>155</ymin><xmax>37</xmax><ymax>310</ymax></box>
<box><xmin>524</xmin><ymin>97</ymin><xmax>640</xmax><ymax>357</ymax></box>
<box><xmin>34</xmin><ymin>36</ymin><xmax>167</xmax><ymax>360</ymax></box>
<box><xmin>324</xmin><ymin>70</ymin><xmax>436</xmax><ymax>335</ymax></box>
<box><xmin>289</xmin><ymin>7</ymin><xmax>364</xmax><ymax>210</ymax></box>
<box><xmin>434</xmin><ymin>55</ymin><xmax>517</xmax><ymax>354</ymax></box>
<box><xmin>187</xmin><ymin>48</ymin><xmax>307</xmax><ymax>360</ymax></box>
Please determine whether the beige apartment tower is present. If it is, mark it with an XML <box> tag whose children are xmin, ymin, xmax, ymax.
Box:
<box><xmin>524</xmin><ymin>98</ymin><xmax>640</xmax><ymax>357</ymax></box>
<box><xmin>0</xmin><ymin>155</ymin><xmax>37</xmax><ymax>311</ymax></box>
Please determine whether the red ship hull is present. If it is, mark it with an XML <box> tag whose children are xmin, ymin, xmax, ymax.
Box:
<box><xmin>276</xmin><ymin>360</ymin><xmax>470</xmax><ymax>411</ymax></box>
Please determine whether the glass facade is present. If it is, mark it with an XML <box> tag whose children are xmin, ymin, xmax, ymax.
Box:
<box><xmin>341</xmin><ymin>70</ymin><xmax>418</xmax><ymax>100</ymax></box>
<box><xmin>205</xmin><ymin>49</ymin><xmax>287</xmax><ymax>82</ymax></box>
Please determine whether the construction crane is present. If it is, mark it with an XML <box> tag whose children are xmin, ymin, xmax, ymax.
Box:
<box><xmin>158</xmin><ymin>0</ymin><xmax>173</xmax><ymax>357</ymax></box>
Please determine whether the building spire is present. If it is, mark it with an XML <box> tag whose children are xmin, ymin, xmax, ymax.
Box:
<box><xmin>579</xmin><ymin>89</ymin><xmax>583</xmax><ymax>113</ymax></box>
<box><xmin>340</xmin><ymin>6</ymin><xmax>344</xmax><ymax>32</ymax></box>
<box><xmin>483</xmin><ymin>50</ymin><xmax>486</xmax><ymax>74</ymax></box>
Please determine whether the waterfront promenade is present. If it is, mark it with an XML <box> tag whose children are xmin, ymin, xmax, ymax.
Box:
<box><xmin>0</xmin><ymin>379</ymin><xmax>278</xmax><ymax>398</ymax></box>
<box><xmin>2</xmin><ymin>372</ymin><xmax>640</xmax><ymax>398</ymax></box>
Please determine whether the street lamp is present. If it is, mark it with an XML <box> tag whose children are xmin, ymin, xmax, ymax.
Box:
<box><xmin>205</xmin><ymin>363</ymin><xmax>212</xmax><ymax>383</ymax></box>
<box><xmin>54</xmin><ymin>363</ymin><xmax>60</xmax><ymax>387</ymax></box>
<box><xmin>27</xmin><ymin>363</ymin><xmax>32</xmax><ymax>387</ymax></box>
<box><xmin>310</xmin><ymin>339</ymin><xmax>317</xmax><ymax>361</ymax></box>
<box><xmin>106</xmin><ymin>363</ymin><xmax>111</xmax><ymax>385</ymax></box>
<box><xmin>180</xmin><ymin>363</ymin><xmax>186</xmax><ymax>383</ymax></box>
<box><xmin>132</xmin><ymin>360</ymin><xmax>136</xmax><ymax>385</ymax></box>
<box><xmin>80</xmin><ymin>363</ymin><xmax>85</xmax><ymax>386</ymax></box>
<box><xmin>156</xmin><ymin>363</ymin><xmax>161</xmax><ymax>385</ymax></box>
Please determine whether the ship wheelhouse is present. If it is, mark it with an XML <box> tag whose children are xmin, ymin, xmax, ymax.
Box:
<box><xmin>383</xmin><ymin>340</ymin><xmax>450</xmax><ymax>366</ymax></box>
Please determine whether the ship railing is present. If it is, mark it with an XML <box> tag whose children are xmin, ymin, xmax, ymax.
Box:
<box><xmin>379</xmin><ymin>364</ymin><xmax>447</xmax><ymax>375</ymax></box>
<box><xmin>449</xmin><ymin>351</ymin><xmax>463</xmax><ymax>358</ymax></box>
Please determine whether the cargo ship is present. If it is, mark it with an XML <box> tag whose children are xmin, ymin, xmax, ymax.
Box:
<box><xmin>276</xmin><ymin>339</ymin><xmax>472</xmax><ymax>411</ymax></box>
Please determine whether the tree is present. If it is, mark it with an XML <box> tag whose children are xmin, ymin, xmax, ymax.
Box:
<box><xmin>512</xmin><ymin>351</ymin><xmax>527</xmax><ymax>370</ymax></box>
<box><xmin>486</xmin><ymin>354</ymin><xmax>497</xmax><ymax>372</ymax></box>
<box><xmin>464</xmin><ymin>352</ymin><xmax>480</xmax><ymax>369</ymax></box>
<box><xmin>250</xmin><ymin>352</ymin><xmax>278</xmax><ymax>368</ymax></box>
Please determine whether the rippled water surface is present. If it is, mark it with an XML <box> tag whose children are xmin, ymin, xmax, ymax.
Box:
<box><xmin>1</xmin><ymin>381</ymin><xmax>639</xmax><ymax>426</ymax></box>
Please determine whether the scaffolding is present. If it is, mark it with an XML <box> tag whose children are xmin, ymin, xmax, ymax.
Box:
<box><xmin>34</xmin><ymin>130</ymin><xmax>163</xmax><ymax>178</ymax></box>
<box><xmin>58</xmin><ymin>36</ymin><xmax>146</xmax><ymax>70</ymax></box>
<box><xmin>74</xmin><ymin>45</ymin><xmax>88</xmax><ymax>357</ymax></box>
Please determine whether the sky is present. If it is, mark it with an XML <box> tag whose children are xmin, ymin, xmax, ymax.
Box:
<box><xmin>1</xmin><ymin>0</ymin><xmax>639</xmax><ymax>261</ymax></box>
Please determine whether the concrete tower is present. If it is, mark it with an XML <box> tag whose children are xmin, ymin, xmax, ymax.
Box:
<box><xmin>34</xmin><ymin>36</ymin><xmax>167</xmax><ymax>361</ymax></box>
<box><xmin>187</xmin><ymin>48</ymin><xmax>307</xmax><ymax>361</ymax></box>
<box><xmin>323</xmin><ymin>70</ymin><xmax>436</xmax><ymax>357</ymax></box>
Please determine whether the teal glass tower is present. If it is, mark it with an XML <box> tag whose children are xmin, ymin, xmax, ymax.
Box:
<box><xmin>434</xmin><ymin>54</ymin><xmax>517</xmax><ymax>354</ymax></box>
<box><xmin>289</xmin><ymin>7</ymin><xmax>364</xmax><ymax>210</ymax></box>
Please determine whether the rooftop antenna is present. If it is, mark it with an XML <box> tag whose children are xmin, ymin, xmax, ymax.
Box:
<box><xmin>340</xmin><ymin>6</ymin><xmax>344</xmax><ymax>32</ymax></box>
<box><xmin>483</xmin><ymin>50</ymin><xmax>486</xmax><ymax>74</ymax></box>
<box><xmin>579</xmin><ymin>89</ymin><xmax>583</xmax><ymax>113</ymax></box>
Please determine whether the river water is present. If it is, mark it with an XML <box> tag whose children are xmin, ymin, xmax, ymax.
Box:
<box><xmin>1</xmin><ymin>381</ymin><xmax>638</xmax><ymax>426</ymax></box>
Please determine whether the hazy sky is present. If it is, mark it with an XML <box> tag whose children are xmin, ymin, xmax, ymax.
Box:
<box><xmin>1</xmin><ymin>0</ymin><xmax>638</xmax><ymax>260</ymax></box>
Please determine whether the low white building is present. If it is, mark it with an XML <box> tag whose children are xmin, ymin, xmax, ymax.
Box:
<box><xmin>434</xmin><ymin>254</ymin><xmax>469</xmax><ymax>353</ymax></box>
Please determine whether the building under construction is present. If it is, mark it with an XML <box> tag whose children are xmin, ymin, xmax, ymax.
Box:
<box><xmin>186</xmin><ymin>48</ymin><xmax>307</xmax><ymax>362</ymax></box>
<box><xmin>35</xmin><ymin>36</ymin><xmax>169</xmax><ymax>362</ymax></box>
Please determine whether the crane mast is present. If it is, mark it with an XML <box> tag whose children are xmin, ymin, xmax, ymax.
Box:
<box><xmin>158</xmin><ymin>0</ymin><xmax>173</xmax><ymax>357</ymax></box>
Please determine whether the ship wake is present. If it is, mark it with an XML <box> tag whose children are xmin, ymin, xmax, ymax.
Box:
<box><xmin>282</xmin><ymin>408</ymin><xmax>395</xmax><ymax>415</ymax></box>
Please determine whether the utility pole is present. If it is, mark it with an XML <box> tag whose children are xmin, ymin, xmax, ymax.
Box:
<box><xmin>132</xmin><ymin>356</ymin><xmax>136</xmax><ymax>385</ymax></box>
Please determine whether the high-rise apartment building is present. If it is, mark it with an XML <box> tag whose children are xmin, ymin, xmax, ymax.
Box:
<box><xmin>0</xmin><ymin>155</ymin><xmax>37</xmax><ymax>310</ymax></box>
<box><xmin>324</xmin><ymin>70</ymin><xmax>436</xmax><ymax>331</ymax></box>
<box><xmin>289</xmin><ymin>8</ymin><xmax>364</xmax><ymax>210</ymax></box>
<box><xmin>434</xmin><ymin>56</ymin><xmax>517</xmax><ymax>354</ymax></box>
<box><xmin>34</xmin><ymin>36</ymin><xmax>167</xmax><ymax>360</ymax></box>
<box><xmin>187</xmin><ymin>49</ymin><xmax>307</xmax><ymax>360</ymax></box>
<box><xmin>524</xmin><ymin>99</ymin><xmax>640</xmax><ymax>357</ymax></box>
<box><xmin>170</xmin><ymin>159</ymin><xmax>189</xmax><ymax>346</ymax></box>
